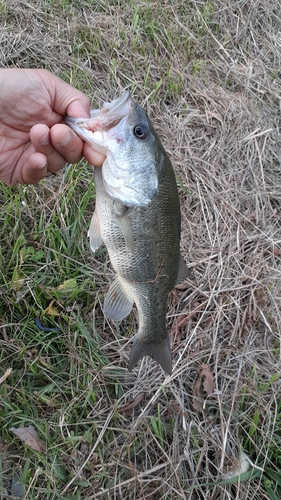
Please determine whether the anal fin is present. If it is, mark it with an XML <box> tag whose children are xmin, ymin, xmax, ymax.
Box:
<box><xmin>88</xmin><ymin>210</ymin><xmax>103</xmax><ymax>252</ymax></box>
<box><xmin>103</xmin><ymin>277</ymin><xmax>134</xmax><ymax>321</ymax></box>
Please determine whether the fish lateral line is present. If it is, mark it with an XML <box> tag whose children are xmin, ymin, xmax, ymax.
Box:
<box><xmin>145</xmin><ymin>258</ymin><xmax>169</xmax><ymax>284</ymax></box>
<box><xmin>121</xmin><ymin>260</ymin><xmax>170</xmax><ymax>286</ymax></box>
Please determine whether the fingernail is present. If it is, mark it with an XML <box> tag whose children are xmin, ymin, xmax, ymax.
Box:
<box><xmin>58</xmin><ymin>131</ymin><xmax>71</xmax><ymax>146</ymax></box>
<box><xmin>37</xmin><ymin>161</ymin><xmax>47</xmax><ymax>170</ymax></box>
<box><xmin>39</xmin><ymin>133</ymin><xmax>49</xmax><ymax>146</ymax></box>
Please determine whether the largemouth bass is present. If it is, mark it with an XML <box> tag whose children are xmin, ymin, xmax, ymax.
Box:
<box><xmin>66</xmin><ymin>92</ymin><xmax>188</xmax><ymax>374</ymax></box>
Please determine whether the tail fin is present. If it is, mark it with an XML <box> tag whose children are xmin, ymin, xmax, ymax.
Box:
<box><xmin>128</xmin><ymin>333</ymin><xmax>172</xmax><ymax>374</ymax></box>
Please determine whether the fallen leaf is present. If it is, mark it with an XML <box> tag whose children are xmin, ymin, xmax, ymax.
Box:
<box><xmin>163</xmin><ymin>400</ymin><xmax>182</xmax><ymax>421</ymax></box>
<box><xmin>255</xmin><ymin>287</ymin><xmax>266</xmax><ymax>305</ymax></box>
<box><xmin>119</xmin><ymin>393</ymin><xmax>145</xmax><ymax>415</ymax></box>
<box><xmin>9</xmin><ymin>425</ymin><xmax>45</xmax><ymax>453</ymax></box>
<box><xmin>44</xmin><ymin>300</ymin><xmax>60</xmax><ymax>316</ymax></box>
<box><xmin>204</xmin><ymin>123</ymin><xmax>217</xmax><ymax>135</ymax></box>
<box><xmin>11</xmin><ymin>271</ymin><xmax>25</xmax><ymax>291</ymax></box>
<box><xmin>192</xmin><ymin>364</ymin><xmax>215</xmax><ymax>412</ymax></box>
<box><xmin>56</xmin><ymin>279</ymin><xmax>77</xmax><ymax>292</ymax></box>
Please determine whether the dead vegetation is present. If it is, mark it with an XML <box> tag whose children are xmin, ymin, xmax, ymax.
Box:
<box><xmin>0</xmin><ymin>0</ymin><xmax>281</xmax><ymax>499</ymax></box>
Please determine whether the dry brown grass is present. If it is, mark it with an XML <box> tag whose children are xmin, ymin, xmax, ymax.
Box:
<box><xmin>1</xmin><ymin>0</ymin><xmax>281</xmax><ymax>498</ymax></box>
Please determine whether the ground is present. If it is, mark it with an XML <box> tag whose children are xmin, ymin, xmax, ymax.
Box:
<box><xmin>0</xmin><ymin>0</ymin><xmax>281</xmax><ymax>499</ymax></box>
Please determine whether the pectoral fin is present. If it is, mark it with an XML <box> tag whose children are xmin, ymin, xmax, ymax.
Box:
<box><xmin>116</xmin><ymin>212</ymin><xmax>134</xmax><ymax>255</ymax></box>
<box><xmin>176</xmin><ymin>254</ymin><xmax>191</xmax><ymax>284</ymax></box>
<box><xmin>88</xmin><ymin>210</ymin><xmax>103</xmax><ymax>252</ymax></box>
<box><xmin>128</xmin><ymin>332</ymin><xmax>172</xmax><ymax>375</ymax></box>
<box><xmin>103</xmin><ymin>277</ymin><xmax>134</xmax><ymax>321</ymax></box>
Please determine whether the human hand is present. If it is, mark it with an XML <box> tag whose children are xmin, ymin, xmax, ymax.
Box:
<box><xmin>0</xmin><ymin>68</ymin><xmax>105</xmax><ymax>185</ymax></box>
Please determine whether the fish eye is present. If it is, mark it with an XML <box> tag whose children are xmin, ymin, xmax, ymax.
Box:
<box><xmin>133</xmin><ymin>124</ymin><xmax>148</xmax><ymax>140</ymax></box>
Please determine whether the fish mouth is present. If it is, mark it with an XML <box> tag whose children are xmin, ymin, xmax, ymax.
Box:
<box><xmin>65</xmin><ymin>91</ymin><xmax>133</xmax><ymax>155</ymax></box>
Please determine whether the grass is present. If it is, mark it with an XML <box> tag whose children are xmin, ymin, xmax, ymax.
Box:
<box><xmin>1</xmin><ymin>0</ymin><xmax>281</xmax><ymax>498</ymax></box>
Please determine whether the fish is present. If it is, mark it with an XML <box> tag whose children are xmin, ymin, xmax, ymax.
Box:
<box><xmin>65</xmin><ymin>92</ymin><xmax>189</xmax><ymax>374</ymax></box>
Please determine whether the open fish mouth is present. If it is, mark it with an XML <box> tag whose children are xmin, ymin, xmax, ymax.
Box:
<box><xmin>65</xmin><ymin>91</ymin><xmax>133</xmax><ymax>155</ymax></box>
